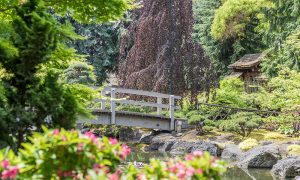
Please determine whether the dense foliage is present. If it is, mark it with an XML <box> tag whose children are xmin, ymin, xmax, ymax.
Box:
<box><xmin>0</xmin><ymin>129</ymin><xmax>227</xmax><ymax>179</ymax></box>
<box><xmin>193</xmin><ymin>0</ymin><xmax>266</xmax><ymax>76</ymax></box>
<box><xmin>0</xmin><ymin>0</ymin><xmax>133</xmax><ymax>149</ymax></box>
<box><xmin>208</xmin><ymin>0</ymin><xmax>300</xmax><ymax>77</ymax></box>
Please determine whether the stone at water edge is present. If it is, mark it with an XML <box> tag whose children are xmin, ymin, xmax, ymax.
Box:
<box><xmin>169</xmin><ymin>140</ymin><xmax>219</xmax><ymax>156</ymax></box>
<box><xmin>119</xmin><ymin>127</ymin><xmax>143</xmax><ymax>142</ymax></box>
<box><xmin>221</xmin><ymin>144</ymin><xmax>243</xmax><ymax>162</ymax></box>
<box><xmin>272</xmin><ymin>156</ymin><xmax>300</xmax><ymax>178</ymax></box>
<box><xmin>237</xmin><ymin>144</ymin><xmax>282</xmax><ymax>168</ymax></box>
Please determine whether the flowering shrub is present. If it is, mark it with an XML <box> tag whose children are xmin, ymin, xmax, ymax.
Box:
<box><xmin>0</xmin><ymin>127</ymin><xmax>130</xmax><ymax>179</ymax></box>
<box><xmin>0</xmin><ymin>128</ymin><xmax>226</xmax><ymax>179</ymax></box>
<box><xmin>122</xmin><ymin>151</ymin><xmax>226</xmax><ymax>180</ymax></box>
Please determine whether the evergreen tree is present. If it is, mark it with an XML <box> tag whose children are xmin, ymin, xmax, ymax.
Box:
<box><xmin>70</xmin><ymin>22</ymin><xmax>120</xmax><ymax>85</ymax></box>
<box><xmin>64</xmin><ymin>61</ymin><xmax>96</xmax><ymax>85</ymax></box>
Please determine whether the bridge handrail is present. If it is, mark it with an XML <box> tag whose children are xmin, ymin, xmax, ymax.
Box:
<box><xmin>99</xmin><ymin>86</ymin><xmax>181</xmax><ymax>131</ymax></box>
<box><xmin>101</xmin><ymin>86</ymin><xmax>181</xmax><ymax>99</ymax></box>
<box><xmin>114</xmin><ymin>99</ymin><xmax>181</xmax><ymax>110</ymax></box>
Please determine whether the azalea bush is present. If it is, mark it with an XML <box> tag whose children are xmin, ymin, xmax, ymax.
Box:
<box><xmin>0</xmin><ymin>128</ymin><xmax>227</xmax><ymax>179</ymax></box>
<box><xmin>0</xmin><ymin>128</ymin><xmax>131</xmax><ymax>179</ymax></box>
<box><xmin>97</xmin><ymin>151</ymin><xmax>226</xmax><ymax>180</ymax></box>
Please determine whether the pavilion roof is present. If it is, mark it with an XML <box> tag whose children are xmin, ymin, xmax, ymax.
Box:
<box><xmin>228</xmin><ymin>53</ymin><xmax>263</xmax><ymax>69</ymax></box>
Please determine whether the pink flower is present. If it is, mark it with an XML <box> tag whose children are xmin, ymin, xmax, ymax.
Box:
<box><xmin>1</xmin><ymin>159</ymin><xmax>9</xmax><ymax>169</ymax></box>
<box><xmin>52</xmin><ymin>129</ymin><xmax>60</xmax><ymax>135</ymax></box>
<box><xmin>109</xmin><ymin>138</ymin><xmax>118</xmax><ymax>145</ymax></box>
<box><xmin>186</xmin><ymin>167</ymin><xmax>195</xmax><ymax>177</ymax></box>
<box><xmin>93</xmin><ymin>164</ymin><xmax>103</xmax><ymax>172</ymax></box>
<box><xmin>192</xmin><ymin>151</ymin><xmax>203</xmax><ymax>157</ymax></box>
<box><xmin>84</xmin><ymin>132</ymin><xmax>99</xmax><ymax>145</ymax></box>
<box><xmin>120</xmin><ymin>144</ymin><xmax>131</xmax><ymax>159</ymax></box>
<box><xmin>176</xmin><ymin>169</ymin><xmax>186</xmax><ymax>179</ymax></box>
<box><xmin>137</xmin><ymin>173</ymin><xmax>147</xmax><ymax>180</ymax></box>
<box><xmin>175</xmin><ymin>162</ymin><xmax>186</xmax><ymax>170</ymax></box>
<box><xmin>61</xmin><ymin>135</ymin><xmax>67</xmax><ymax>141</ymax></box>
<box><xmin>196</xmin><ymin>169</ymin><xmax>203</xmax><ymax>174</ymax></box>
<box><xmin>168</xmin><ymin>165</ymin><xmax>178</xmax><ymax>173</ymax></box>
<box><xmin>1</xmin><ymin>166</ymin><xmax>19</xmax><ymax>179</ymax></box>
<box><xmin>185</xmin><ymin>154</ymin><xmax>193</xmax><ymax>161</ymax></box>
<box><xmin>109</xmin><ymin>170</ymin><xmax>121</xmax><ymax>180</ymax></box>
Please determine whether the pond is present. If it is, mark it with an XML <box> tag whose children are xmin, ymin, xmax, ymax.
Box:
<box><xmin>125</xmin><ymin>148</ymin><xmax>277</xmax><ymax>180</ymax></box>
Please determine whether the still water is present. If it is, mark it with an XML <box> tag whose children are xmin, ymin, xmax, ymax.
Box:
<box><xmin>125</xmin><ymin>149</ymin><xmax>276</xmax><ymax>180</ymax></box>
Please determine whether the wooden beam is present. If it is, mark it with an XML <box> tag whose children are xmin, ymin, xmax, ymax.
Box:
<box><xmin>157</xmin><ymin>97</ymin><xmax>162</xmax><ymax>115</ymax></box>
<box><xmin>169</xmin><ymin>95</ymin><xmax>175</xmax><ymax>131</ymax></box>
<box><xmin>111</xmin><ymin>88</ymin><xmax>116</xmax><ymax>124</ymax></box>
<box><xmin>103</xmin><ymin>86</ymin><xmax>181</xmax><ymax>99</ymax></box>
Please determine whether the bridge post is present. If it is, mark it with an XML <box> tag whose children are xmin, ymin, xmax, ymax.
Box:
<box><xmin>100</xmin><ymin>99</ymin><xmax>106</xmax><ymax>110</ymax></box>
<box><xmin>111</xmin><ymin>88</ymin><xmax>116</xmax><ymax>124</ymax></box>
<box><xmin>169</xmin><ymin>95</ymin><xmax>175</xmax><ymax>130</ymax></box>
<box><xmin>157</xmin><ymin>97</ymin><xmax>162</xmax><ymax>115</ymax></box>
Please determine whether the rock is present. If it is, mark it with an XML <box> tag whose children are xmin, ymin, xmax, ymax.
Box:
<box><xmin>80</xmin><ymin>128</ymin><xmax>90</xmax><ymax>134</ymax></box>
<box><xmin>221</xmin><ymin>144</ymin><xmax>242</xmax><ymax>162</ymax></box>
<box><xmin>190</xmin><ymin>141</ymin><xmax>219</xmax><ymax>156</ymax></box>
<box><xmin>119</xmin><ymin>127</ymin><xmax>142</xmax><ymax>142</ymax></box>
<box><xmin>144</xmin><ymin>133</ymin><xmax>175</xmax><ymax>151</ymax></box>
<box><xmin>272</xmin><ymin>157</ymin><xmax>300</xmax><ymax>178</ymax></box>
<box><xmin>261</xmin><ymin>141</ymin><xmax>273</xmax><ymax>146</ymax></box>
<box><xmin>144</xmin><ymin>133</ymin><xmax>219</xmax><ymax>156</ymax></box>
<box><xmin>238</xmin><ymin>144</ymin><xmax>282</xmax><ymax>168</ymax></box>
<box><xmin>169</xmin><ymin>140</ymin><xmax>219</xmax><ymax>156</ymax></box>
<box><xmin>139</xmin><ymin>132</ymin><xmax>154</xmax><ymax>144</ymax></box>
<box><xmin>158</xmin><ymin>141</ymin><xmax>175</xmax><ymax>152</ymax></box>
<box><xmin>169</xmin><ymin>141</ymin><xmax>194</xmax><ymax>155</ymax></box>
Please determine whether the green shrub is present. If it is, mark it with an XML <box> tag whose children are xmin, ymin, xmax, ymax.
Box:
<box><xmin>189</xmin><ymin>115</ymin><xmax>215</xmax><ymax>135</ymax></box>
<box><xmin>219</xmin><ymin>112</ymin><xmax>262</xmax><ymax>137</ymax></box>
<box><xmin>238</xmin><ymin>138</ymin><xmax>258</xmax><ymax>151</ymax></box>
<box><xmin>186</xmin><ymin>110</ymin><xmax>199</xmax><ymax>118</ymax></box>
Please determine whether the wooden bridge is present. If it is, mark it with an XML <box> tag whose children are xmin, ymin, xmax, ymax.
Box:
<box><xmin>77</xmin><ymin>86</ymin><xmax>186</xmax><ymax>132</ymax></box>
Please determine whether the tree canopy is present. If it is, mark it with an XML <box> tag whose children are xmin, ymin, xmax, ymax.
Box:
<box><xmin>0</xmin><ymin>0</ymin><xmax>135</xmax><ymax>23</ymax></box>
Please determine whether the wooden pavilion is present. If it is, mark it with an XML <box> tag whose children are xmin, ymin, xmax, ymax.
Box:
<box><xmin>228</xmin><ymin>53</ymin><xmax>267</xmax><ymax>93</ymax></box>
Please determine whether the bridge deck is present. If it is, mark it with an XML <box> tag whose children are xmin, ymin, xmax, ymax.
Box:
<box><xmin>77</xmin><ymin>110</ymin><xmax>186</xmax><ymax>131</ymax></box>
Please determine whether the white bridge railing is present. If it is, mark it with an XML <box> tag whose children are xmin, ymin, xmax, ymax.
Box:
<box><xmin>98</xmin><ymin>86</ymin><xmax>181</xmax><ymax>130</ymax></box>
